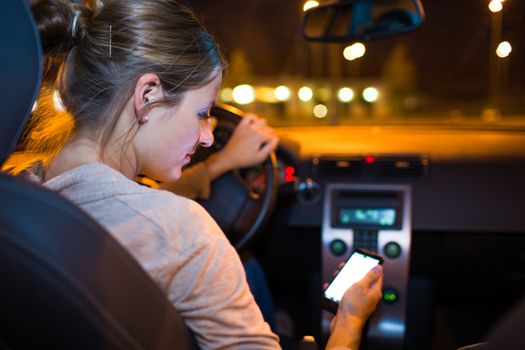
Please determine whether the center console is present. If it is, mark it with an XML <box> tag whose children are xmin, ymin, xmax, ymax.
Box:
<box><xmin>321</xmin><ymin>183</ymin><xmax>412</xmax><ymax>349</ymax></box>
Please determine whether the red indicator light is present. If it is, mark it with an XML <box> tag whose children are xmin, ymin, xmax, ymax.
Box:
<box><xmin>364</xmin><ymin>156</ymin><xmax>376</xmax><ymax>164</ymax></box>
<box><xmin>284</xmin><ymin>166</ymin><xmax>295</xmax><ymax>183</ymax></box>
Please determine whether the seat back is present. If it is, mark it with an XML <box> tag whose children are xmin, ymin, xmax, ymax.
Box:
<box><xmin>0</xmin><ymin>0</ymin><xmax>40</xmax><ymax>166</ymax></box>
<box><xmin>0</xmin><ymin>1</ymin><xmax>197</xmax><ymax>348</ymax></box>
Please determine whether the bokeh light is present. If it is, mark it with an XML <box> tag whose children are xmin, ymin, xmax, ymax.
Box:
<box><xmin>298</xmin><ymin>86</ymin><xmax>314</xmax><ymax>102</ymax></box>
<box><xmin>313</xmin><ymin>104</ymin><xmax>328</xmax><ymax>118</ymax></box>
<box><xmin>496</xmin><ymin>41</ymin><xmax>512</xmax><ymax>58</ymax></box>
<box><xmin>363</xmin><ymin>87</ymin><xmax>379</xmax><ymax>103</ymax></box>
<box><xmin>274</xmin><ymin>85</ymin><xmax>291</xmax><ymax>101</ymax></box>
<box><xmin>343</xmin><ymin>43</ymin><xmax>366</xmax><ymax>61</ymax></box>
<box><xmin>337</xmin><ymin>87</ymin><xmax>354</xmax><ymax>103</ymax></box>
<box><xmin>232</xmin><ymin>84</ymin><xmax>255</xmax><ymax>105</ymax></box>
<box><xmin>303</xmin><ymin>1</ymin><xmax>319</xmax><ymax>12</ymax></box>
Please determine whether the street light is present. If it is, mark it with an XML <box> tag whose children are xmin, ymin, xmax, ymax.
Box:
<box><xmin>337</xmin><ymin>87</ymin><xmax>354</xmax><ymax>103</ymax></box>
<box><xmin>274</xmin><ymin>85</ymin><xmax>291</xmax><ymax>101</ymax></box>
<box><xmin>488</xmin><ymin>0</ymin><xmax>505</xmax><ymax>109</ymax></box>
<box><xmin>343</xmin><ymin>43</ymin><xmax>366</xmax><ymax>61</ymax></box>
<box><xmin>496</xmin><ymin>41</ymin><xmax>512</xmax><ymax>58</ymax></box>
<box><xmin>313</xmin><ymin>104</ymin><xmax>328</xmax><ymax>118</ymax></box>
<box><xmin>303</xmin><ymin>1</ymin><xmax>319</xmax><ymax>12</ymax></box>
<box><xmin>298</xmin><ymin>86</ymin><xmax>314</xmax><ymax>102</ymax></box>
<box><xmin>232</xmin><ymin>84</ymin><xmax>255</xmax><ymax>105</ymax></box>
<box><xmin>488</xmin><ymin>0</ymin><xmax>503</xmax><ymax>13</ymax></box>
<box><xmin>363</xmin><ymin>87</ymin><xmax>379</xmax><ymax>103</ymax></box>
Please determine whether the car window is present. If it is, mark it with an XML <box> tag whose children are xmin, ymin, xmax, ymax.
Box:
<box><xmin>185</xmin><ymin>0</ymin><xmax>525</xmax><ymax>128</ymax></box>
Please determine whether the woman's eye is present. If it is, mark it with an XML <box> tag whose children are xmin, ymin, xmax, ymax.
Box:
<box><xmin>198</xmin><ymin>111</ymin><xmax>211</xmax><ymax>120</ymax></box>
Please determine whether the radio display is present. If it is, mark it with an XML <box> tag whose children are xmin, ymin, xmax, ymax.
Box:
<box><xmin>338</xmin><ymin>207</ymin><xmax>397</xmax><ymax>227</ymax></box>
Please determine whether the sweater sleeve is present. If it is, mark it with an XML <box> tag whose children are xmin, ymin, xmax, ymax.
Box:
<box><xmin>160</xmin><ymin>162</ymin><xmax>212</xmax><ymax>200</ymax></box>
<box><xmin>164</xmin><ymin>200</ymin><xmax>280</xmax><ymax>349</ymax></box>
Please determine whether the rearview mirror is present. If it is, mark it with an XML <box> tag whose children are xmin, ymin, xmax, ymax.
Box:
<box><xmin>302</xmin><ymin>0</ymin><xmax>425</xmax><ymax>43</ymax></box>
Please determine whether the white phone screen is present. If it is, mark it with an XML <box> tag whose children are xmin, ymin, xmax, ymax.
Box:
<box><xmin>324</xmin><ymin>251</ymin><xmax>381</xmax><ymax>303</ymax></box>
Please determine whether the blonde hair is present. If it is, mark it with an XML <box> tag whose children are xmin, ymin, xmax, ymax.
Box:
<box><xmin>4</xmin><ymin>0</ymin><xmax>226</xmax><ymax>175</ymax></box>
<box><xmin>3</xmin><ymin>86</ymin><xmax>74</xmax><ymax>175</ymax></box>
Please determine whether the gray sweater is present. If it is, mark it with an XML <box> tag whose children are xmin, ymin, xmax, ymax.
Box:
<box><xmin>44</xmin><ymin>163</ymin><xmax>280</xmax><ymax>349</ymax></box>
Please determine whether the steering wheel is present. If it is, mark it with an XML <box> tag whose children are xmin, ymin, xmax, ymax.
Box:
<box><xmin>190</xmin><ymin>104</ymin><xmax>278</xmax><ymax>252</ymax></box>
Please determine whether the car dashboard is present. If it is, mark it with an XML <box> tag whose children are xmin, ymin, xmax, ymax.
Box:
<box><xmin>254</xmin><ymin>124</ymin><xmax>525</xmax><ymax>349</ymax></box>
<box><xmin>275</xmin><ymin>125</ymin><xmax>525</xmax><ymax>232</ymax></box>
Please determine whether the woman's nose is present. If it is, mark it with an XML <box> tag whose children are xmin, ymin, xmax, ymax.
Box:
<box><xmin>199</xmin><ymin>119</ymin><xmax>214</xmax><ymax>148</ymax></box>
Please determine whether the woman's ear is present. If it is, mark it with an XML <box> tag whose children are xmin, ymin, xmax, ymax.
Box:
<box><xmin>133</xmin><ymin>73</ymin><xmax>163</xmax><ymax>119</ymax></box>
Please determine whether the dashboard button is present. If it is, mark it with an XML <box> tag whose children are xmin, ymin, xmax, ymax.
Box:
<box><xmin>384</xmin><ymin>241</ymin><xmax>402</xmax><ymax>258</ymax></box>
<box><xmin>329</xmin><ymin>239</ymin><xmax>347</xmax><ymax>256</ymax></box>
<box><xmin>383</xmin><ymin>288</ymin><xmax>399</xmax><ymax>304</ymax></box>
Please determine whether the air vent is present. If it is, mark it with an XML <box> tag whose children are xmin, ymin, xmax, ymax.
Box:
<box><xmin>317</xmin><ymin>157</ymin><xmax>363</xmax><ymax>177</ymax></box>
<box><xmin>377</xmin><ymin>156</ymin><xmax>430</xmax><ymax>178</ymax></box>
<box><xmin>315</xmin><ymin>155</ymin><xmax>430</xmax><ymax>179</ymax></box>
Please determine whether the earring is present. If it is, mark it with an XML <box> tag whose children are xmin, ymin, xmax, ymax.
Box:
<box><xmin>139</xmin><ymin>116</ymin><xmax>149</xmax><ymax>125</ymax></box>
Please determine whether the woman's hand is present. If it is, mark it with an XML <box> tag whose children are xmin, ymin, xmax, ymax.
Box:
<box><xmin>325</xmin><ymin>265</ymin><xmax>383</xmax><ymax>350</ymax></box>
<box><xmin>205</xmin><ymin>113</ymin><xmax>279</xmax><ymax>179</ymax></box>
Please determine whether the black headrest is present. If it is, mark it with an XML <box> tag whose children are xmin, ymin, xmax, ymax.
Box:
<box><xmin>0</xmin><ymin>0</ymin><xmax>42</xmax><ymax>166</ymax></box>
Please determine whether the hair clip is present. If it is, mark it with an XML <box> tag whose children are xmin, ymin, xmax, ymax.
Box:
<box><xmin>71</xmin><ymin>10</ymin><xmax>81</xmax><ymax>42</ymax></box>
<box><xmin>109</xmin><ymin>24</ymin><xmax>112</xmax><ymax>59</ymax></box>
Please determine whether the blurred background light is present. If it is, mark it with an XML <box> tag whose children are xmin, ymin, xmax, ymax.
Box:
<box><xmin>232</xmin><ymin>84</ymin><xmax>255</xmax><ymax>105</ymax></box>
<box><xmin>313</xmin><ymin>104</ymin><xmax>328</xmax><ymax>118</ymax></box>
<box><xmin>496</xmin><ymin>41</ymin><xmax>512</xmax><ymax>58</ymax></box>
<box><xmin>316</xmin><ymin>87</ymin><xmax>332</xmax><ymax>102</ymax></box>
<box><xmin>274</xmin><ymin>85</ymin><xmax>291</xmax><ymax>101</ymax></box>
<box><xmin>256</xmin><ymin>87</ymin><xmax>278</xmax><ymax>103</ymax></box>
<box><xmin>488</xmin><ymin>0</ymin><xmax>503</xmax><ymax>13</ymax></box>
<box><xmin>337</xmin><ymin>87</ymin><xmax>354</xmax><ymax>103</ymax></box>
<box><xmin>221</xmin><ymin>87</ymin><xmax>233</xmax><ymax>103</ymax></box>
<box><xmin>298</xmin><ymin>86</ymin><xmax>314</xmax><ymax>102</ymax></box>
<box><xmin>343</xmin><ymin>42</ymin><xmax>366</xmax><ymax>61</ymax></box>
<box><xmin>363</xmin><ymin>87</ymin><xmax>379</xmax><ymax>103</ymax></box>
<box><xmin>303</xmin><ymin>1</ymin><xmax>319</xmax><ymax>12</ymax></box>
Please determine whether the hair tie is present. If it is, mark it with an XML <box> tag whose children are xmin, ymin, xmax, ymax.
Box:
<box><xmin>71</xmin><ymin>10</ymin><xmax>81</xmax><ymax>42</ymax></box>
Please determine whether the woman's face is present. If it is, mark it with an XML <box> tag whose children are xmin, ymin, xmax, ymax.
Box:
<box><xmin>135</xmin><ymin>73</ymin><xmax>222</xmax><ymax>182</ymax></box>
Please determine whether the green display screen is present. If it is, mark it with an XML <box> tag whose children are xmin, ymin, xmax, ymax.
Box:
<box><xmin>338</xmin><ymin>208</ymin><xmax>396</xmax><ymax>227</ymax></box>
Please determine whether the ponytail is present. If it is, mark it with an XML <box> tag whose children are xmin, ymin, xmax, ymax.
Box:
<box><xmin>31</xmin><ymin>0</ymin><xmax>93</xmax><ymax>84</ymax></box>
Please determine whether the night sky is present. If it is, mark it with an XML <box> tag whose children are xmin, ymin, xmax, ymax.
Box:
<box><xmin>182</xmin><ymin>0</ymin><xmax>525</xmax><ymax>106</ymax></box>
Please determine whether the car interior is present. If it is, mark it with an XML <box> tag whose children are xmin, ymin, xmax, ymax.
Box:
<box><xmin>2</xmin><ymin>0</ymin><xmax>525</xmax><ymax>349</ymax></box>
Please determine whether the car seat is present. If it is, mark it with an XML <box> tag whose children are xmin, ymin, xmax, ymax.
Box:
<box><xmin>0</xmin><ymin>1</ymin><xmax>197</xmax><ymax>348</ymax></box>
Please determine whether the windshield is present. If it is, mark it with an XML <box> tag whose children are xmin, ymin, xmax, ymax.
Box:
<box><xmin>186</xmin><ymin>0</ymin><xmax>525</xmax><ymax>128</ymax></box>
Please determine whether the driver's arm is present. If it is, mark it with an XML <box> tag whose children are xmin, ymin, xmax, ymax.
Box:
<box><xmin>326</xmin><ymin>265</ymin><xmax>383</xmax><ymax>350</ymax></box>
<box><xmin>160</xmin><ymin>161</ymin><xmax>213</xmax><ymax>199</ymax></box>
<box><xmin>159</xmin><ymin>113</ymin><xmax>278</xmax><ymax>200</ymax></box>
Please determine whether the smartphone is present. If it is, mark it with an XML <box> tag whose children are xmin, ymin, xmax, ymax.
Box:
<box><xmin>321</xmin><ymin>248</ymin><xmax>384</xmax><ymax>313</ymax></box>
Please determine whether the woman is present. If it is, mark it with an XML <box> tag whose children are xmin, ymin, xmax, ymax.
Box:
<box><xmin>6</xmin><ymin>0</ymin><xmax>382</xmax><ymax>348</ymax></box>
<box><xmin>159</xmin><ymin>112</ymin><xmax>279</xmax><ymax>329</ymax></box>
